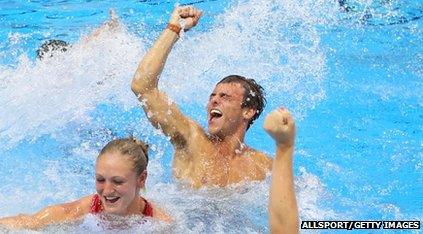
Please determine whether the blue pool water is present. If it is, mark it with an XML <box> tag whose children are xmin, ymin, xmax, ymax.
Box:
<box><xmin>0</xmin><ymin>0</ymin><xmax>422</xmax><ymax>233</ymax></box>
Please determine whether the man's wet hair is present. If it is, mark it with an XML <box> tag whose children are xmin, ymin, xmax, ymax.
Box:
<box><xmin>218</xmin><ymin>75</ymin><xmax>266</xmax><ymax>130</ymax></box>
<box><xmin>36</xmin><ymin>39</ymin><xmax>69</xmax><ymax>59</ymax></box>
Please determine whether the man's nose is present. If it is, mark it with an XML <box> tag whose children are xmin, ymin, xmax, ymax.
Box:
<box><xmin>210</xmin><ymin>95</ymin><xmax>220</xmax><ymax>105</ymax></box>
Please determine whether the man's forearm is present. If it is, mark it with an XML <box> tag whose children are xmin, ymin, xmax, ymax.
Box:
<box><xmin>132</xmin><ymin>28</ymin><xmax>179</xmax><ymax>94</ymax></box>
<box><xmin>269</xmin><ymin>145</ymin><xmax>299</xmax><ymax>234</ymax></box>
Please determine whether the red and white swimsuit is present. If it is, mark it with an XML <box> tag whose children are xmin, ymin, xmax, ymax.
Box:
<box><xmin>90</xmin><ymin>194</ymin><xmax>154</xmax><ymax>217</ymax></box>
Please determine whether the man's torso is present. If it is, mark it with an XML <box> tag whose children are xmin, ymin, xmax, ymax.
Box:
<box><xmin>172</xmin><ymin>138</ymin><xmax>272</xmax><ymax>188</ymax></box>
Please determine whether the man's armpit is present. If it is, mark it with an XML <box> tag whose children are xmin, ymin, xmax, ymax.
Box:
<box><xmin>171</xmin><ymin>131</ymin><xmax>187</xmax><ymax>148</ymax></box>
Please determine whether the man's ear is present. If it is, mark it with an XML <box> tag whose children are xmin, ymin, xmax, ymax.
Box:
<box><xmin>137</xmin><ymin>170</ymin><xmax>147</xmax><ymax>188</ymax></box>
<box><xmin>243</xmin><ymin>108</ymin><xmax>256</xmax><ymax>121</ymax></box>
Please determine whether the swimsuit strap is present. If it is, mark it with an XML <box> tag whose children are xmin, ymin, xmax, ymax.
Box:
<box><xmin>90</xmin><ymin>194</ymin><xmax>153</xmax><ymax>217</ymax></box>
<box><xmin>141</xmin><ymin>196</ymin><xmax>154</xmax><ymax>217</ymax></box>
<box><xmin>90</xmin><ymin>194</ymin><xmax>103</xmax><ymax>214</ymax></box>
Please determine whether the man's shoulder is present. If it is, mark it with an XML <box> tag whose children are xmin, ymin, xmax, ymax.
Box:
<box><xmin>237</xmin><ymin>147</ymin><xmax>273</xmax><ymax>172</ymax></box>
<box><xmin>247</xmin><ymin>147</ymin><xmax>271</xmax><ymax>158</ymax></box>
<box><xmin>246</xmin><ymin>147</ymin><xmax>273</xmax><ymax>165</ymax></box>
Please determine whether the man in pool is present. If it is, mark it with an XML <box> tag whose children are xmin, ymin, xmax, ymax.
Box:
<box><xmin>131</xmin><ymin>6</ymin><xmax>273</xmax><ymax>188</ymax></box>
<box><xmin>37</xmin><ymin>9</ymin><xmax>119</xmax><ymax>60</ymax></box>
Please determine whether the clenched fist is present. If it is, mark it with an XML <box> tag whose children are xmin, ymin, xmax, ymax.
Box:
<box><xmin>169</xmin><ymin>6</ymin><xmax>203</xmax><ymax>31</ymax></box>
<box><xmin>263</xmin><ymin>108</ymin><xmax>296</xmax><ymax>147</ymax></box>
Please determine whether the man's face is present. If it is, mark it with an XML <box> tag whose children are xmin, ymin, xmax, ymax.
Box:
<box><xmin>207</xmin><ymin>82</ymin><xmax>246</xmax><ymax>137</ymax></box>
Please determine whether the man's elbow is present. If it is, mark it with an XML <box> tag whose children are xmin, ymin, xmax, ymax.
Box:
<box><xmin>131</xmin><ymin>78</ymin><xmax>144</xmax><ymax>96</ymax></box>
<box><xmin>269</xmin><ymin>210</ymin><xmax>299</xmax><ymax>234</ymax></box>
<box><xmin>131</xmin><ymin>75</ymin><xmax>149</xmax><ymax>97</ymax></box>
<box><xmin>132</xmin><ymin>67</ymin><xmax>160</xmax><ymax>94</ymax></box>
<box><xmin>270</xmin><ymin>219</ymin><xmax>299</xmax><ymax>234</ymax></box>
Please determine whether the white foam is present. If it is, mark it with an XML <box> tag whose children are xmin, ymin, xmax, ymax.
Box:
<box><xmin>296</xmin><ymin>167</ymin><xmax>338</xmax><ymax>220</ymax></box>
<box><xmin>0</xmin><ymin>24</ymin><xmax>144</xmax><ymax>146</ymax></box>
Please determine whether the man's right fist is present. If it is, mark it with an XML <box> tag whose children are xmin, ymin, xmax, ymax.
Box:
<box><xmin>263</xmin><ymin>108</ymin><xmax>296</xmax><ymax>147</ymax></box>
<box><xmin>169</xmin><ymin>6</ymin><xmax>203</xmax><ymax>31</ymax></box>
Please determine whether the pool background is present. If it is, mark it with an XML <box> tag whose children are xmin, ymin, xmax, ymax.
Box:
<box><xmin>0</xmin><ymin>0</ymin><xmax>422</xmax><ymax>233</ymax></box>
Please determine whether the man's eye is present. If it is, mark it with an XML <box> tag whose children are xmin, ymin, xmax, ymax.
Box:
<box><xmin>96</xmin><ymin>178</ymin><xmax>105</xmax><ymax>183</ymax></box>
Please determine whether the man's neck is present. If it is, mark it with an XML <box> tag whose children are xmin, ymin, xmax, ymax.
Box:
<box><xmin>210</xmin><ymin>133</ymin><xmax>248</xmax><ymax>158</ymax></box>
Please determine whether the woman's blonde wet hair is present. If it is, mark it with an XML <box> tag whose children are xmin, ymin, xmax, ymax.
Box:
<box><xmin>98</xmin><ymin>137</ymin><xmax>149</xmax><ymax>176</ymax></box>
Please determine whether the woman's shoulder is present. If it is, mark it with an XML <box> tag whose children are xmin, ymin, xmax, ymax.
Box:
<box><xmin>56</xmin><ymin>194</ymin><xmax>94</xmax><ymax>216</ymax></box>
<box><xmin>148</xmin><ymin>201</ymin><xmax>172</xmax><ymax>222</ymax></box>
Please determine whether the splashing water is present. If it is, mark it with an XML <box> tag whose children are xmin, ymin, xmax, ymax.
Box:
<box><xmin>1</xmin><ymin>0</ymin><xmax>422</xmax><ymax>232</ymax></box>
<box><xmin>0</xmin><ymin>25</ymin><xmax>143</xmax><ymax>146</ymax></box>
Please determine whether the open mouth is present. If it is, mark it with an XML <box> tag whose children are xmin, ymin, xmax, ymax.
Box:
<box><xmin>210</xmin><ymin>109</ymin><xmax>223</xmax><ymax>121</ymax></box>
<box><xmin>104</xmin><ymin>196</ymin><xmax>120</xmax><ymax>204</ymax></box>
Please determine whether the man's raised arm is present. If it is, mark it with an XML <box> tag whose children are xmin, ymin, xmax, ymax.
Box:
<box><xmin>131</xmin><ymin>6</ymin><xmax>203</xmax><ymax>146</ymax></box>
<box><xmin>264</xmin><ymin>108</ymin><xmax>299</xmax><ymax>234</ymax></box>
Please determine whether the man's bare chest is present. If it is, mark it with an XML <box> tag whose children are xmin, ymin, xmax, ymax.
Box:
<box><xmin>173</xmin><ymin>149</ymin><xmax>266</xmax><ymax>186</ymax></box>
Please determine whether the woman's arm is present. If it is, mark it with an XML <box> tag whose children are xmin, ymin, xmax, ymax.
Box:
<box><xmin>0</xmin><ymin>195</ymin><xmax>92</xmax><ymax>230</ymax></box>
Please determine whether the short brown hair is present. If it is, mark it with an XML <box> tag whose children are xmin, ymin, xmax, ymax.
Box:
<box><xmin>98</xmin><ymin>137</ymin><xmax>149</xmax><ymax>176</ymax></box>
<box><xmin>36</xmin><ymin>39</ymin><xmax>69</xmax><ymax>59</ymax></box>
<box><xmin>218</xmin><ymin>75</ymin><xmax>266</xmax><ymax>130</ymax></box>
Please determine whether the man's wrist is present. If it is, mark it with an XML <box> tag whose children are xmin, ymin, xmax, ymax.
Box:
<box><xmin>166</xmin><ymin>23</ymin><xmax>181</xmax><ymax>37</ymax></box>
<box><xmin>275</xmin><ymin>141</ymin><xmax>295</xmax><ymax>149</ymax></box>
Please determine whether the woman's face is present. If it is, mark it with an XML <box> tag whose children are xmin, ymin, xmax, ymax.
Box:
<box><xmin>95</xmin><ymin>152</ymin><xmax>144</xmax><ymax>215</ymax></box>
